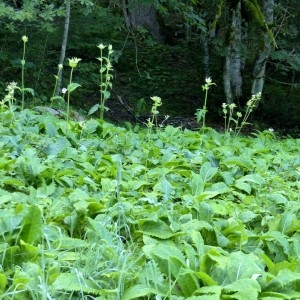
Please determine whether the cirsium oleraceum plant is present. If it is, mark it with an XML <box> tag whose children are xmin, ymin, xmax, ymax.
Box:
<box><xmin>88</xmin><ymin>44</ymin><xmax>114</xmax><ymax>120</ymax></box>
<box><xmin>66</xmin><ymin>57</ymin><xmax>82</xmax><ymax>122</ymax></box>
<box><xmin>196</xmin><ymin>77</ymin><xmax>216</xmax><ymax>128</ymax></box>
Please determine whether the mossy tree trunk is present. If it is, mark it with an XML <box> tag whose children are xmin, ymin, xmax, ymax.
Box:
<box><xmin>223</xmin><ymin>0</ymin><xmax>243</xmax><ymax>104</ymax></box>
<box><xmin>251</xmin><ymin>0</ymin><xmax>275</xmax><ymax>95</ymax></box>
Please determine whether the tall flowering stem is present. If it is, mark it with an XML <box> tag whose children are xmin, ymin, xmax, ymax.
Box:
<box><xmin>21</xmin><ymin>36</ymin><xmax>28</xmax><ymax>110</ymax></box>
<box><xmin>195</xmin><ymin>77</ymin><xmax>216</xmax><ymax>128</ymax></box>
<box><xmin>98</xmin><ymin>44</ymin><xmax>114</xmax><ymax>120</ymax></box>
<box><xmin>66</xmin><ymin>57</ymin><xmax>81</xmax><ymax>122</ymax></box>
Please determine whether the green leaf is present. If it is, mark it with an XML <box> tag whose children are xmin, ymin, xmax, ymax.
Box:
<box><xmin>190</xmin><ymin>172</ymin><xmax>204</xmax><ymax>196</ymax></box>
<box><xmin>200</xmin><ymin>161</ymin><xmax>218</xmax><ymax>182</ymax></box>
<box><xmin>102</xmin><ymin>90</ymin><xmax>111</xmax><ymax>100</ymax></box>
<box><xmin>67</xmin><ymin>82</ymin><xmax>81</xmax><ymax>93</ymax></box>
<box><xmin>53</xmin><ymin>273</ymin><xmax>101</xmax><ymax>295</ymax></box>
<box><xmin>238</xmin><ymin>174</ymin><xmax>265</xmax><ymax>186</ymax></box>
<box><xmin>153</xmin><ymin>176</ymin><xmax>175</xmax><ymax>201</ymax></box>
<box><xmin>278</xmin><ymin>211</ymin><xmax>297</xmax><ymax>235</ymax></box>
<box><xmin>226</xmin><ymin>251</ymin><xmax>263</xmax><ymax>282</ymax></box>
<box><xmin>139</xmin><ymin>219</ymin><xmax>175</xmax><ymax>239</ymax></box>
<box><xmin>121</xmin><ymin>285</ymin><xmax>155</xmax><ymax>300</ymax></box>
<box><xmin>223</xmin><ymin>278</ymin><xmax>261</xmax><ymax>300</ymax></box>
<box><xmin>88</xmin><ymin>103</ymin><xmax>100</xmax><ymax>115</ymax></box>
<box><xmin>23</xmin><ymin>87</ymin><xmax>34</xmax><ymax>95</ymax></box>
<box><xmin>235</xmin><ymin>181</ymin><xmax>252</xmax><ymax>194</ymax></box>
<box><xmin>20</xmin><ymin>205</ymin><xmax>43</xmax><ymax>245</ymax></box>
<box><xmin>193</xmin><ymin>285</ymin><xmax>222</xmax><ymax>298</ymax></box>
<box><xmin>264</xmin><ymin>269</ymin><xmax>300</xmax><ymax>292</ymax></box>
<box><xmin>177</xmin><ymin>268</ymin><xmax>200</xmax><ymax>296</ymax></box>
<box><xmin>0</xmin><ymin>273</ymin><xmax>7</xmax><ymax>291</ymax></box>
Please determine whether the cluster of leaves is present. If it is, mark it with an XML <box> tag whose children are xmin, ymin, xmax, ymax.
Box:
<box><xmin>0</xmin><ymin>106</ymin><xmax>300</xmax><ymax>299</ymax></box>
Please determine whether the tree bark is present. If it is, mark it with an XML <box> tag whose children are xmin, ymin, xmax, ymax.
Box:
<box><xmin>251</xmin><ymin>0</ymin><xmax>275</xmax><ymax>95</ymax></box>
<box><xmin>223</xmin><ymin>0</ymin><xmax>242</xmax><ymax>103</ymax></box>
<box><xmin>125</xmin><ymin>0</ymin><xmax>164</xmax><ymax>43</ymax></box>
<box><xmin>55</xmin><ymin>0</ymin><xmax>71</xmax><ymax>96</ymax></box>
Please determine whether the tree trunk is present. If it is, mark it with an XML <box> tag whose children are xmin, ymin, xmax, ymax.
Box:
<box><xmin>125</xmin><ymin>0</ymin><xmax>164</xmax><ymax>43</ymax></box>
<box><xmin>55</xmin><ymin>0</ymin><xmax>71</xmax><ymax>96</ymax></box>
<box><xmin>223</xmin><ymin>0</ymin><xmax>242</xmax><ymax>103</ymax></box>
<box><xmin>251</xmin><ymin>0</ymin><xmax>275</xmax><ymax>95</ymax></box>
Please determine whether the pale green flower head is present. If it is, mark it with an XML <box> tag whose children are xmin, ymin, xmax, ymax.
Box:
<box><xmin>98</xmin><ymin>43</ymin><xmax>106</xmax><ymax>50</ymax></box>
<box><xmin>229</xmin><ymin>103</ymin><xmax>236</xmax><ymax>109</ymax></box>
<box><xmin>150</xmin><ymin>96</ymin><xmax>162</xmax><ymax>106</ymax></box>
<box><xmin>68</xmin><ymin>57</ymin><xmax>81</xmax><ymax>68</ymax></box>
<box><xmin>22</xmin><ymin>35</ymin><xmax>28</xmax><ymax>43</ymax></box>
<box><xmin>58</xmin><ymin>64</ymin><xmax>63</xmax><ymax>70</ymax></box>
<box><xmin>205</xmin><ymin>77</ymin><xmax>212</xmax><ymax>84</ymax></box>
<box><xmin>237</xmin><ymin>112</ymin><xmax>242</xmax><ymax>118</ymax></box>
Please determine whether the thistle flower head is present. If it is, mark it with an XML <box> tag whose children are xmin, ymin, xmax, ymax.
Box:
<box><xmin>22</xmin><ymin>36</ymin><xmax>28</xmax><ymax>43</ymax></box>
<box><xmin>68</xmin><ymin>57</ymin><xmax>81</xmax><ymax>68</ymax></box>
<box><xmin>98</xmin><ymin>43</ymin><xmax>106</xmax><ymax>50</ymax></box>
<box><xmin>229</xmin><ymin>103</ymin><xmax>236</xmax><ymax>109</ymax></box>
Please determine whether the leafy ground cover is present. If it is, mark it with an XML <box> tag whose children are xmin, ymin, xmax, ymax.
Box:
<box><xmin>0</xmin><ymin>108</ymin><xmax>300</xmax><ymax>299</ymax></box>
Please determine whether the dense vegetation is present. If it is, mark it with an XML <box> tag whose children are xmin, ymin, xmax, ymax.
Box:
<box><xmin>0</xmin><ymin>1</ymin><xmax>300</xmax><ymax>299</ymax></box>
<box><xmin>0</xmin><ymin>104</ymin><xmax>300</xmax><ymax>299</ymax></box>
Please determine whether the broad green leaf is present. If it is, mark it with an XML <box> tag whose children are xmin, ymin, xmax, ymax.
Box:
<box><xmin>143</xmin><ymin>240</ymin><xmax>185</xmax><ymax>264</ymax></box>
<box><xmin>235</xmin><ymin>181</ymin><xmax>252</xmax><ymax>194</ymax></box>
<box><xmin>200</xmin><ymin>161</ymin><xmax>218</xmax><ymax>182</ymax></box>
<box><xmin>121</xmin><ymin>285</ymin><xmax>155</xmax><ymax>300</ymax></box>
<box><xmin>153</xmin><ymin>176</ymin><xmax>175</xmax><ymax>201</ymax></box>
<box><xmin>20</xmin><ymin>240</ymin><xmax>39</xmax><ymax>259</ymax></box>
<box><xmin>67</xmin><ymin>82</ymin><xmax>81</xmax><ymax>93</ymax></box>
<box><xmin>83</xmin><ymin>119</ymin><xmax>100</xmax><ymax>134</ymax></box>
<box><xmin>205</xmin><ymin>182</ymin><xmax>229</xmax><ymax>194</ymax></box>
<box><xmin>102</xmin><ymin>90</ymin><xmax>111</xmax><ymax>100</ymax></box>
<box><xmin>264</xmin><ymin>269</ymin><xmax>300</xmax><ymax>292</ymax></box>
<box><xmin>198</xmin><ymin>202</ymin><xmax>214</xmax><ymax>222</ymax></box>
<box><xmin>53</xmin><ymin>273</ymin><xmax>101</xmax><ymax>295</ymax></box>
<box><xmin>278</xmin><ymin>211</ymin><xmax>297</xmax><ymax>235</ymax></box>
<box><xmin>223</xmin><ymin>278</ymin><xmax>261</xmax><ymax>300</ymax></box>
<box><xmin>190</xmin><ymin>172</ymin><xmax>204</xmax><ymax>196</ymax></box>
<box><xmin>226</xmin><ymin>251</ymin><xmax>263</xmax><ymax>282</ymax></box>
<box><xmin>139</xmin><ymin>219</ymin><xmax>175</xmax><ymax>239</ymax></box>
<box><xmin>43</xmin><ymin>137</ymin><xmax>72</xmax><ymax>156</ymax></box>
<box><xmin>176</xmin><ymin>268</ymin><xmax>200</xmax><ymax>296</ymax></box>
<box><xmin>181</xmin><ymin>219</ymin><xmax>213</xmax><ymax>232</ymax></box>
<box><xmin>0</xmin><ymin>273</ymin><xmax>7</xmax><ymax>291</ymax></box>
<box><xmin>0</xmin><ymin>213</ymin><xmax>22</xmax><ymax>234</ymax></box>
<box><xmin>20</xmin><ymin>205</ymin><xmax>42</xmax><ymax>245</ymax></box>
<box><xmin>237</xmin><ymin>174</ymin><xmax>265</xmax><ymax>186</ymax></box>
<box><xmin>195</xmin><ymin>272</ymin><xmax>218</xmax><ymax>286</ymax></box>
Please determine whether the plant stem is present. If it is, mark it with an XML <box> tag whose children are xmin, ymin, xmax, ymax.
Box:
<box><xmin>21</xmin><ymin>42</ymin><xmax>26</xmax><ymax>110</ymax></box>
<box><xmin>100</xmin><ymin>48</ymin><xmax>104</xmax><ymax>119</ymax></box>
<box><xmin>67</xmin><ymin>68</ymin><xmax>74</xmax><ymax>122</ymax></box>
<box><xmin>202</xmin><ymin>89</ymin><xmax>208</xmax><ymax>128</ymax></box>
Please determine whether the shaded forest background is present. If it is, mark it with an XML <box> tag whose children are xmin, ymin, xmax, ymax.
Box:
<box><xmin>0</xmin><ymin>0</ymin><xmax>300</xmax><ymax>132</ymax></box>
